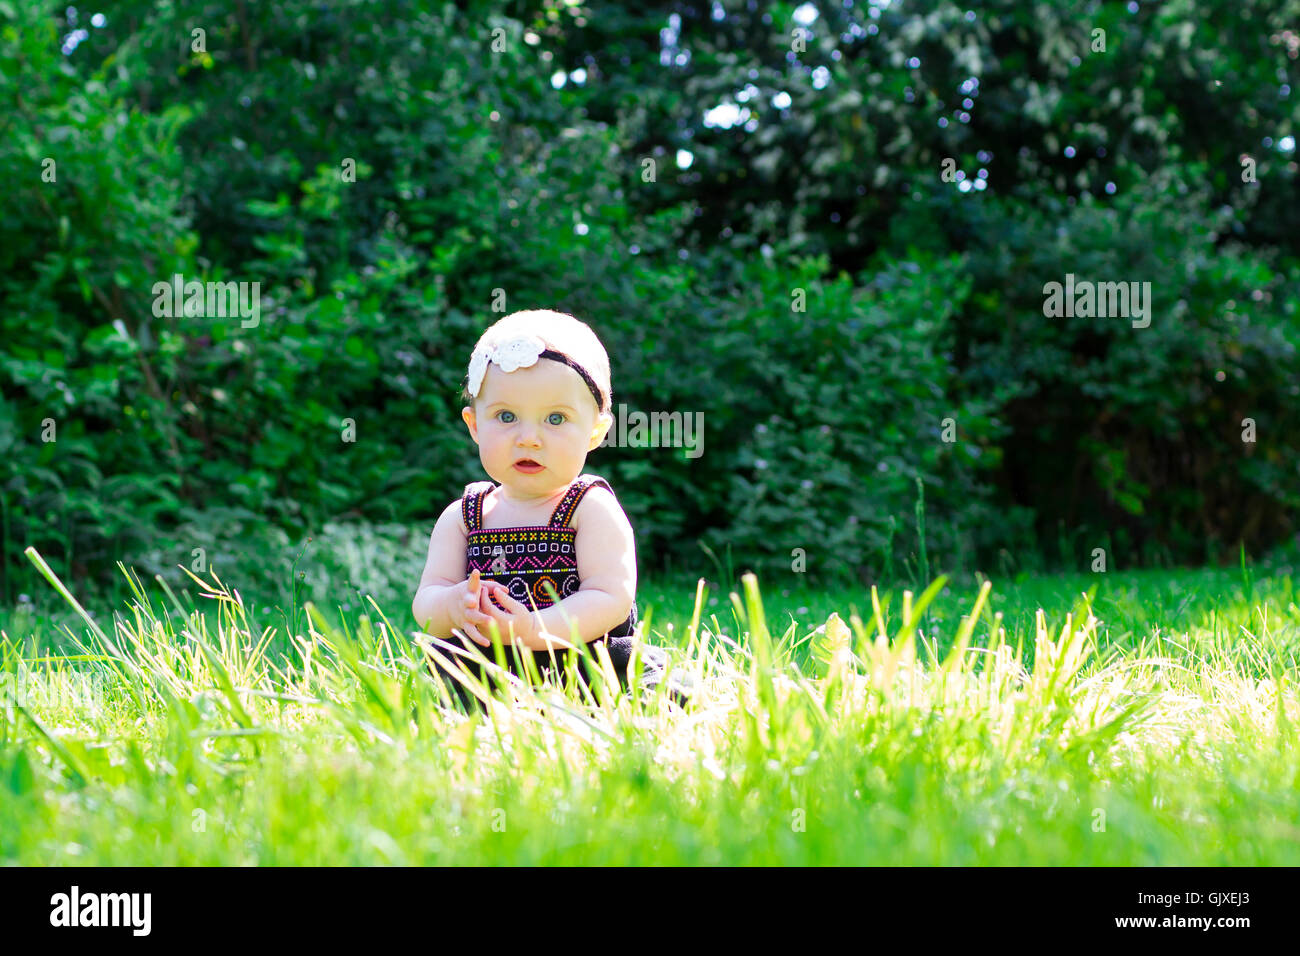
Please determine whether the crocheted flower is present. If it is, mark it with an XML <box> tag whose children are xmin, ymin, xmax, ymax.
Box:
<box><xmin>466</xmin><ymin>333</ymin><xmax>548</xmax><ymax>398</ymax></box>
<box><xmin>493</xmin><ymin>333</ymin><xmax>548</xmax><ymax>373</ymax></box>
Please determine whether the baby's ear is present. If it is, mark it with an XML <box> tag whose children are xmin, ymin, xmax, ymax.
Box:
<box><xmin>589</xmin><ymin>411</ymin><xmax>614</xmax><ymax>449</ymax></box>
<box><xmin>462</xmin><ymin>405</ymin><xmax>478</xmax><ymax>438</ymax></box>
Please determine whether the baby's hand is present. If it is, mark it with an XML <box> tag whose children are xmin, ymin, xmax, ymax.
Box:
<box><xmin>474</xmin><ymin>580</ymin><xmax>523</xmax><ymax>639</ymax></box>
<box><xmin>448</xmin><ymin>569</ymin><xmax>495</xmax><ymax>646</ymax></box>
<box><xmin>481</xmin><ymin>582</ymin><xmax>510</xmax><ymax>614</ymax></box>
<box><xmin>476</xmin><ymin>587</ymin><xmax>568</xmax><ymax>651</ymax></box>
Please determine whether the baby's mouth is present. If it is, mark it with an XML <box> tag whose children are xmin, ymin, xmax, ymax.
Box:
<box><xmin>514</xmin><ymin>459</ymin><xmax>544</xmax><ymax>472</ymax></box>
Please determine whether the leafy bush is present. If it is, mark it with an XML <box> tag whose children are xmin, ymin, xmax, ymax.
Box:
<box><xmin>949</xmin><ymin>165</ymin><xmax>1300</xmax><ymax>567</ymax></box>
<box><xmin>4</xmin><ymin>0</ymin><xmax>1298</xmax><ymax>605</ymax></box>
<box><xmin>0</xmin><ymin>2</ymin><xmax>199</xmax><ymax>599</ymax></box>
<box><xmin>131</xmin><ymin>506</ymin><xmax>425</xmax><ymax>625</ymax></box>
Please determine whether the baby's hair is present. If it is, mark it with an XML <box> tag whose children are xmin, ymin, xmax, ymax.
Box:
<box><xmin>461</xmin><ymin>309</ymin><xmax>614</xmax><ymax>415</ymax></box>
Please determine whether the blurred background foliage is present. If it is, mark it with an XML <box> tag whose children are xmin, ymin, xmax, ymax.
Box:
<box><xmin>1</xmin><ymin>0</ymin><xmax>1298</xmax><ymax>608</ymax></box>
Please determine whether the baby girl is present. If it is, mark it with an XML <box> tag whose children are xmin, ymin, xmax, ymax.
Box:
<box><xmin>412</xmin><ymin>309</ymin><xmax>683</xmax><ymax>711</ymax></box>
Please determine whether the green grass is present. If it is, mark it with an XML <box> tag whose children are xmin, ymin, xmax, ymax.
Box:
<box><xmin>1</xmin><ymin>547</ymin><xmax>1298</xmax><ymax>865</ymax></box>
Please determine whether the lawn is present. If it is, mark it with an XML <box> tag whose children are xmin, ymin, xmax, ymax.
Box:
<box><xmin>1</xmin><ymin>549</ymin><xmax>1297</xmax><ymax>865</ymax></box>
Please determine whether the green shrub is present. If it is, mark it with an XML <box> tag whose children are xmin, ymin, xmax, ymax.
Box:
<box><xmin>950</xmin><ymin>165</ymin><xmax>1300</xmax><ymax>567</ymax></box>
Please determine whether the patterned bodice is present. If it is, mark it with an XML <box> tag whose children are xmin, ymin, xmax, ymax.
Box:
<box><xmin>461</xmin><ymin>474</ymin><xmax>638</xmax><ymax>638</ymax></box>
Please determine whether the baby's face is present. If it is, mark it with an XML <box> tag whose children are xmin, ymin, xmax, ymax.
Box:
<box><xmin>461</xmin><ymin>359</ymin><xmax>612</xmax><ymax>503</ymax></box>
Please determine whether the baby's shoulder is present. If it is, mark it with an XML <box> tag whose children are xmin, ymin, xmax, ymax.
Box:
<box><xmin>435</xmin><ymin>497</ymin><xmax>469</xmax><ymax>538</ymax></box>
<box><xmin>453</xmin><ymin>481</ymin><xmax>498</xmax><ymax>535</ymax></box>
<box><xmin>571</xmin><ymin>479</ymin><xmax>626</xmax><ymax>531</ymax></box>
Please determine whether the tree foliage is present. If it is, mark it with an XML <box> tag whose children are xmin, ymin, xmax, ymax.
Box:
<box><xmin>2</xmin><ymin>0</ymin><xmax>1297</xmax><ymax>600</ymax></box>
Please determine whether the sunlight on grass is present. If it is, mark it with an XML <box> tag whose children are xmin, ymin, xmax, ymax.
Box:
<box><xmin>1</xmin><ymin>547</ymin><xmax>1297</xmax><ymax>865</ymax></box>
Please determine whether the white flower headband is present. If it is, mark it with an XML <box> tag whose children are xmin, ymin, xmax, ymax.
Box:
<box><xmin>466</xmin><ymin>333</ymin><xmax>606</xmax><ymax>413</ymax></box>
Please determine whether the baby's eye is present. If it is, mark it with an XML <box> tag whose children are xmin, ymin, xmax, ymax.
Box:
<box><xmin>496</xmin><ymin>410</ymin><xmax>516</xmax><ymax>424</ymax></box>
<box><xmin>547</xmin><ymin>412</ymin><xmax>566</xmax><ymax>426</ymax></box>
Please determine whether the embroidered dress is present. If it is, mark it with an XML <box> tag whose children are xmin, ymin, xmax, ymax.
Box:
<box><xmin>462</xmin><ymin>473</ymin><xmax>637</xmax><ymax>638</ymax></box>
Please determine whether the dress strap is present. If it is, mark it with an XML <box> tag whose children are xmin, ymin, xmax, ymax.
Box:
<box><xmin>548</xmin><ymin>474</ymin><xmax>614</xmax><ymax>528</ymax></box>
<box><xmin>461</xmin><ymin>480</ymin><xmax>498</xmax><ymax>533</ymax></box>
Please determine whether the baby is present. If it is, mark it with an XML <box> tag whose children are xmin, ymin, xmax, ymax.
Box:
<box><xmin>412</xmin><ymin>309</ymin><xmax>682</xmax><ymax>711</ymax></box>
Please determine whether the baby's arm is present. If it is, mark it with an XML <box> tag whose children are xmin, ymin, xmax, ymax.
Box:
<box><xmin>413</xmin><ymin>500</ymin><xmax>488</xmax><ymax>639</ymax></box>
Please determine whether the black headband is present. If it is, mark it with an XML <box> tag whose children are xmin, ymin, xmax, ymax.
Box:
<box><xmin>538</xmin><ymin>349</ymin><xmax>606</xmax><ymax>413</ymax></box>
